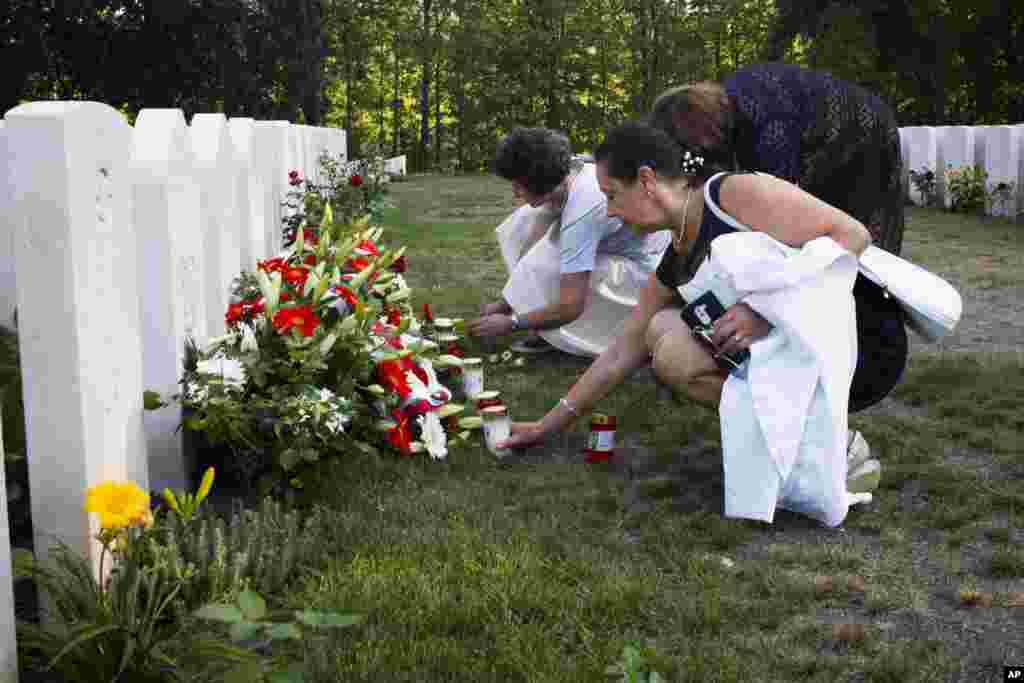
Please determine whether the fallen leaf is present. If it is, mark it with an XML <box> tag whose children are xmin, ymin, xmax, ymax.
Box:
<box><xmin>814</xmin><ymin>575</ymin><xmax>834</xmax><ymax>594</ymax></box>
<box><xmin>958</xmin><ymin>589</ymin><xmax>994</xmax><ymax>608</ymax></box>
<box><xmin>831</xmin><ymin>623</ymin><xmax>865</xmax><ymax>642</ymax></box>
<box><xmin>847</xmin><ymin>575</ymin><xmax>866</xmax><ymax>593</ymax></box>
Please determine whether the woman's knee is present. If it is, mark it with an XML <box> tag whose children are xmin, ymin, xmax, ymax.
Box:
<box><xmin>646</xmin><ymin>310</ymin><xmax>719</xmax><ymax>389</ymax></box>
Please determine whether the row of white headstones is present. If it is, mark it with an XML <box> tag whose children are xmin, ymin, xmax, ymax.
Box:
<box><xmin>0</xmin><ymin>101</ymin><xmax>407</xmax><ymax>679</ymax></box>
<box><xmin>900</xmin><ymin>124</ymin><xmax>1024</xmax><ymax>216</ymax></box>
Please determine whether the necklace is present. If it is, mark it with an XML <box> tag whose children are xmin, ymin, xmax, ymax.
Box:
<box><xmin>672</xmin><ymin>186</ymin><xmax>694</xmax><ymax>252</ymax></box>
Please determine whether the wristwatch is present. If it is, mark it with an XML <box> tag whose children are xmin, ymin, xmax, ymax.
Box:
<box><xmin>510</xmin><ymin>313</ymin><xmax>524</xmax><ymax>331</ymax></box>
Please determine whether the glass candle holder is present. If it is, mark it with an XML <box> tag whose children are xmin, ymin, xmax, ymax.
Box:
<box><xmin>481</xmin><ymin>405</ymin><xmax>511</xmax><ymax>457</ymax></box>
<box><xmin>461</xmin><ymin>357</ymin><xmax>484</xmax><ymax>398</ymax></box>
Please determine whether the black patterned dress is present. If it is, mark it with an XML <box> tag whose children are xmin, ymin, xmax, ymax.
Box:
<box><xmin>724</xmin><ymin>62</ymin><xmax>905</xmax><ymax>255</ymax></box>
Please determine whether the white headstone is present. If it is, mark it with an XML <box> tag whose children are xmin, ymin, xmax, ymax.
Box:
<box><xmin>935</xmin><ymin>126</ymin><xmax>976</xmax><ymax>208</ymax></box>
<box><xmin>6</xmin><ymin>101</ymin><xmax>148</xmax><ymax>576</ymax></box>
<box><xmin>0</xmin><ymin>409</ymin><xmax>19</xmax><ymax>682</ymax></box>
<box><xmin>0</xmin><ymin>122</ymin><xmax>17</xmax><ymax>329</ymax></box>
<box><xmin>254</xmin><ymin>121</ymin><xmax>290</xmax><ymax>255</ymax></box>
<box><xmin>191</xmin><ymin>113</ymin><xmax>241</xmax><ymax>339</ymax></box>
<box><xmin>384</xmin><ymin>155</ymin><xmax>408</xmax><ymax>176</ymax></box>
<box><xmin>227</xmin><ymin>118</ymin><xmax>268</xmax><ymax>269</ymax></box>
<box><xmin>131</xmin><ymin>108</ymin><xmax>202</xmax><ymax>492</ymax></box>
<box><xmin>901</xmin><ymin>127</ymin><xmax>938</xmax><ymax>206</ymax></box>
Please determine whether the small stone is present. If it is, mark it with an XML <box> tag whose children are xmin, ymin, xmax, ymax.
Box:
<box><xmin>831</xmin><ymin>623</ymin><xmax>865</xmax><ymax>642</ymax></box>
<box><xmin>847</xmin><ymin>575</ymin><xmax>866</xmax><ymax>593</ymax></box>
<box><xmin>814</xmin><ymin>575</ymin><xmax>834</xmax><ymax>594</ymax></box>
<box><xmin>1006</xmin><ymin>592</ymin><xmax>1024</xmax><ymax>608</ymax></box>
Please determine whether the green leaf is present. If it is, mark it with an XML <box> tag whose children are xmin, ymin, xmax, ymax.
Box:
<box><xmin>224</xmin><ymin>661</ymin><xmax>266</xmax><ymax>683</ymax></box>
<box><xmin>46</xmin><ymin>624</ymin><xmax>123</xmax><ymax>669</ymax></box>
<box><xmin>265</xmin><ymin>623</ymin><xmax>302</xmax><ymax>640</ymax></box>
<box><xmin>238</xmin><ymin>590</ymin><xmax>267</xmax><ymax>621</ymax></box>
<box><xmin>193</xmin><ymin>604</ymin><xmax>245</xmax><ymax>623</ymax></box>
<box><xmin>143</xmin><ymin>390</ymin><xmax>166</xmax><ymax>410</ymax></box>
<box><xmin>267</xmin><ymin>669</ymin><xmax>305</xmax><ymax>683</ymax></box>
<box><xmin>294</xmin><ymin>610</ymin><xmax>364</xmax><ymax>628</ymax></box>
<box><xmin>230</xmin><ymin>621</ymin><xmax>261</xmax><ymax>642</ymax></box>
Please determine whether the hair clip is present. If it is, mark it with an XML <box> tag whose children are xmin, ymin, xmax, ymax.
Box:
<box><xmin>680</xmin><ymin>151</ymin><xmax>705</xmax><ymax>176</ymax></box>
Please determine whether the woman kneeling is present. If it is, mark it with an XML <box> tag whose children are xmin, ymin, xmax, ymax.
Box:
<box><xmin>501</xmin><ymin>121</ymin><xmax>890</xmax><ymax>527</ymax></box>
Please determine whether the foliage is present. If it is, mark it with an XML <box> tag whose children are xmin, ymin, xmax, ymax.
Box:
<box><xmin>944</xmin><ymin>164</ymin><xmax>988</xmax><ymax>213</ymax></box>
<box><xmin>163</xmin><ymin>466</ymin><xmax>216</xmax><ymax>524</ymax></box>
<box><xmin>155</xmin><ymin>496</ymin><xmax>328</xmax><ymax>610</ymax></box>
<box><xmin>987</xmin><ymin>179</ymin><xmax>1017</xmax><ymax>217</ymax></box>
<box><xmin>908</xmin><ymin>166</ymin><xmax>939</xmax><ymax>208</ymax></box>
<box><xmin>190</xmin><ymin>588</ymin><xmax>363</xmax><ymax>682</ymax></box>
<box><xmin>606</xmin><ymin>644</ymin><xmax>665</xmax><ymax>683</ymax></box>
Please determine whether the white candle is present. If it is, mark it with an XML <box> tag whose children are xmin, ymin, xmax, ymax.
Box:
<box><xmin>481</xmin><ymin>405</ymin><xmax>511</xmax><ymax>457</ymax></box>
<box><xmin>461</xmin><ymin>357</ymin><xmax>484</xmax><ymax>398</ymax></box>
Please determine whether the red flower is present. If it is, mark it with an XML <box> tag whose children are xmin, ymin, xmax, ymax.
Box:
<box><xmin>421</xmin><ymin>303</ymin><xmax>434</xmax><ymax>323</ymax></box>
<box><xmin>272</xmin><ymin>305</ymin><xmax>320</xmax><ymax>337</ymax></box>
<box><xmin>279</xmin><ymin>290</ymin><xmax>293</xmax><ymax>303</ymax></box>
<box><xmin>303</xmin><ymin>254</ymin><xmax>317</xmax><ymax>266</ymax></box>
<box><xmin>376</xmin><ymin>359</ymin><xmax>412</xmax><ymax>398</ymax></box>
<box><xmin>288</xmin><ymin>169</ymin><xmax>303</xmax><ymax>186</ymax></box>
<box><xmin>386</xmin><ymin>409</ymin><xmax>412</xmax><ymax>454</ymax></box>
<box><xmin>349</xmin><ymin>174</ymin><xmax>362</xmax><ymax>187</ymax></box>
<box><xmin>332</xmin><ymin>285</ymin><xmax>360</xmax><ymax>308</ymax></box>
<box><xmin>386</xmin><ymin>307</ymin><xmax>402</xmax><ymax>327</ymax></box>
<box><xmin>282</xmin><ymin>266</ymin><xmax>310</xmax><ymax>288</ymax></box>
<box><xmin>257</xmin><ymin>257</ymin><xmax>286</xmax><ymax>273</ymax></box>
<box><xmin>355</xmin><ymin>239</ymin><xmax>380</xmax><ymax>257</ymax></box>
<box><xmin>302</xmin><ymin>228</ymin><xmax>320</xmax><ymax>245</ymax></box>
<box><xmin>241</xmin><ymin>298</ymin><xmax>264</xmax><ymax>317</ymax></box>
<box><xmin>346</xmin><ymin>257</ymin><xmax>370</xmax><ymax>272</ymax></box>
<box><xmin>388</xmin><ymin>255</ymin><xmax>407</xmax><ymax>273</ymax></box>
<box><xmin>225</xmin><ymin>303</ymin><xmax>245</xmax><ymax>326</ymax></box>
<box><xmin>446</xmin><ymin>342</ymin><xmax>465</xmax><ymax>358</ymax></box>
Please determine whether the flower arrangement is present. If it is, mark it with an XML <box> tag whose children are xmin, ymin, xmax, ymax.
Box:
<box><xmin>150</xmin><ymin>168</ymin><xmax>476</xmax><ymax>493</ymax></box>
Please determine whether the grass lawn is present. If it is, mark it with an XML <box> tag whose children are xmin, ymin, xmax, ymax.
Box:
<box><xmin>190</xmin><ymin>175</ymin><xmax>1023</xmax><ymax>682</ymax></box>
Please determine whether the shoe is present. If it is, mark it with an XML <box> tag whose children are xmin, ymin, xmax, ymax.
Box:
<box><xmin>847</xmin><ymin>458</ymin><xmax>881</xmax><ymax>494</ymax></box>
<box><xmin>847</xmin><ymin>430</ymin><xmax>872</xmax><ymax>472</ymax></box>
<box><xmin>510</xmin><ymin>336</ymin><xmax>556</xmax><ymax>354</ymax></box>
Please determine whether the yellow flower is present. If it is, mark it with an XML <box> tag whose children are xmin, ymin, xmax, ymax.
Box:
<box><xmin>196</xmin><ymin>467</ymin><xmax>215</xmax><ymax>504</ymax></box>
<box><xmin>84</xmin><ymin>481</ymin><xmax>150</xmax><ymax>531</ymax></box>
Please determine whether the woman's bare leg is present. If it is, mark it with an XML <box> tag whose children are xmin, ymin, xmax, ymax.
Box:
<box><xmin>645</xmin><ymin>308</ymin><xmax>726</xmax><ymax>405</ymax></box>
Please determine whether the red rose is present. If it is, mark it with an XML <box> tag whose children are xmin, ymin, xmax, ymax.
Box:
<box><xmin>388</xmin><ymin>255</ymin><xmax>407</xmax><ymax>273</ymax></box>
<box><xmin>303</xmin><ymin>254</ymin><xmax>317</xmax><ymax>266</ymax></box>
<box><xmin>271</xmin><ymin>305</ymin><xmax>320</xmax><ymax>337</ymax></box>
<box><xmin>279</xmin><ymin>290</ymin><xmax>293</xmax><ymax>303</ymax></box>
<box><xmin>282</xmin><ymin>266</ymin><xmax>310</xmax><ymax>287</ymax></box>
<box><xmin>349</xmin><ymin>174</ymin><xmax>362</xmax><ymax>187</ymax></box>
<box><xmin>346</xmin><ymin>257</ymin><xmax>370</xmax><ymax>272</ymax></box>
<box><xmin>385</xmin><ymin>307</ymin><xmax>402</xmax><ymax>327</ymax></box>
<box><xmin>302</xmin><ymin>228</ymin><xmax>320</xmax><ymax>245</ymax></box>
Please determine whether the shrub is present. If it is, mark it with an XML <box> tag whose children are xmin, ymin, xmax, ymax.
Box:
<box><xmin>908</xmin><ymin>166</ymin><xmax>939</xmax><ymax>207</ymax></box>
<box><xmin>944</xmin><ymin>164</ymin><xmax>988</xmax><ymax>213</ymax></box>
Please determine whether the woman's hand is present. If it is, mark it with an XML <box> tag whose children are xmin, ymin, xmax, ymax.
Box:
<box><xmin>497</xmin><ymin>421</ymin><xmax>550</xmax><ymax>450</ymax></box>
<box><xmin>466</xmin><ymin>313</ymin><xmax>515</xmax><ymax>338</ymax></box>
<box><xmin>711</xmin><ymin>303</ymin><xmax>772</xmax><ymax>357</ymax></box>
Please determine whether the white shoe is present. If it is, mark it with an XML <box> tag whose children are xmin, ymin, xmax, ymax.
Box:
<box><xmin>847</xmin><ymin>430</ymin><xmax>872</xmax><ymax>472</ymax></box>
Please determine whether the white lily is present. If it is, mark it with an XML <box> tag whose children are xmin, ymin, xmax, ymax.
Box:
<box><xmin>417</xmin><ymin>412</ymin><xmax>448</xmax><ymax>460</ymax></box>
<box><xmin>240</xmin><ymin>325</ymin><xmax>259</xmax><ymax>354</ymax></box>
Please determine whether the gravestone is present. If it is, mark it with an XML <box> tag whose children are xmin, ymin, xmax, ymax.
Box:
<box><xmin>329</xmin><ymin>128</ymin><xmax>347</xmax><ymax>165</ymax></box>
<box><xmin>227</xmin><ymin>117</ymin><xmax>268</xmax><ymax>268</ymax></box>
<box><xmin>935</xmin><ymin>126</ymin><xmax>976</xmax><ymax>209</ymax></box>
<box><xmin>384</xmin><ymin>155</ymin><xmax>408</xmax><ymax>176</ymax></box>
<box><xmin>131</xmin><ymin>108</ymin><xmax>203</xmax><ymax>492</ymax></box>
<box><xmin>191</xmin><ymin>113</ymin><xmax>241</xmax><ymax>339</ymax></box>
<box><xmin>254</xmin><ymin>121</ymin><xmax>290</xmax><ymax>256</ymax></box>
<box><xmin>0</xmin><ymin>410</ymin><xmax>18</xmax><ymax>682</ymax></box>
<box><xmin>981</xmin><ymin>126</ymin><xmax>1021</xmax><ymax>218</ymax></box>
<box><xmin>5</xmin><ymin>101</ymin><xmax>148</xmax><ymax>577</ymax></box>
<box><xmin>0</xmin><ymin>122</ymin><xmax>16</xmax><ymax>329</ymax></box>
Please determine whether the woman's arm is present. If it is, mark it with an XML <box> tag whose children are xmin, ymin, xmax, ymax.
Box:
<box><xmin>501</xmin><ymin>272</ymin><xmax>677</xmax><ymax>448</ymax></box>
<box><xmin>720</xmin><ymin>173</ymin><xmax>872</xmax><ymax>256</ymax></box>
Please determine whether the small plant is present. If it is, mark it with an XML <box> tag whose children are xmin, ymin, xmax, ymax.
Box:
<box><xmin>191</xmin><ymin>588</ymin><xmax>363</xmax><ymax>682</ymax></box>
<box><xmin>16</xmin><ymin>480</ymin><xmax>185</xmax><ymax>683</ymax></box>
<box><xmin>908</xmin><ymin>166</ymin><xmax>939</xmax><ymax>207</ymax></box>
<box><xmin>163</xmin><ymin>466</ymin><xmax>216</xmax><ymax>524</ymax></box>
<box><xmin>944</xmin><ymin>164</ymin><xmax>988</xmax><ymax>213</ymax></box>
<box><xmin>987</xmin><ymin>180</ymin><xmax>1017</xmax><ymax>217</ymax></box>
<box><xmin>605</xmin><ymin>644</ymin><xmax>664</xmax><ymax>683</ymax></box>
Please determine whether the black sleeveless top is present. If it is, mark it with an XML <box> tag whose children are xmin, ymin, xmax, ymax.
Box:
<box><xmin>655</xmin><ymin>172</ymin><xmax>908</xmax><ymax>413</ymax></box>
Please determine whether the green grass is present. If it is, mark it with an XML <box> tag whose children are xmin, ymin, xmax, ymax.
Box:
<box><xmin>188</xmin><ymin>182</ymin><xmax>1023</xmax><ymax>681</ymax></box>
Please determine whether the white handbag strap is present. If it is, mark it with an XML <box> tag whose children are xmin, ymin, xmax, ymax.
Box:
<box><xmin>702</xmin><ymin>171</ymin><xmax>892</xmax><ymax>294</ymax></box>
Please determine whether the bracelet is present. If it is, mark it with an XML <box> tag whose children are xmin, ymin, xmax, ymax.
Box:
<box><xmin>559</xmin><ymin>397</ymin><xmax>580</xmax><ymax>418</ymax></box>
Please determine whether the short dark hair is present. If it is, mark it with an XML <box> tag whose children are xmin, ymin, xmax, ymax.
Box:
<box><xmin>596</xmin><ymin>120</ymin><xmax>719</xmax><ymax>185</ymax></box>
<box><xmin>492</xmin><ymin>127</ymin><xmax>572</xmax><ymax>196</ymax></box>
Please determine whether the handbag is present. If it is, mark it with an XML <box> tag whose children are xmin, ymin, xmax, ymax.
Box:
<box><xmin>703</xmin><ymin>172</ymin><xmax>963</xmax><ymax>342</ymax></box>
